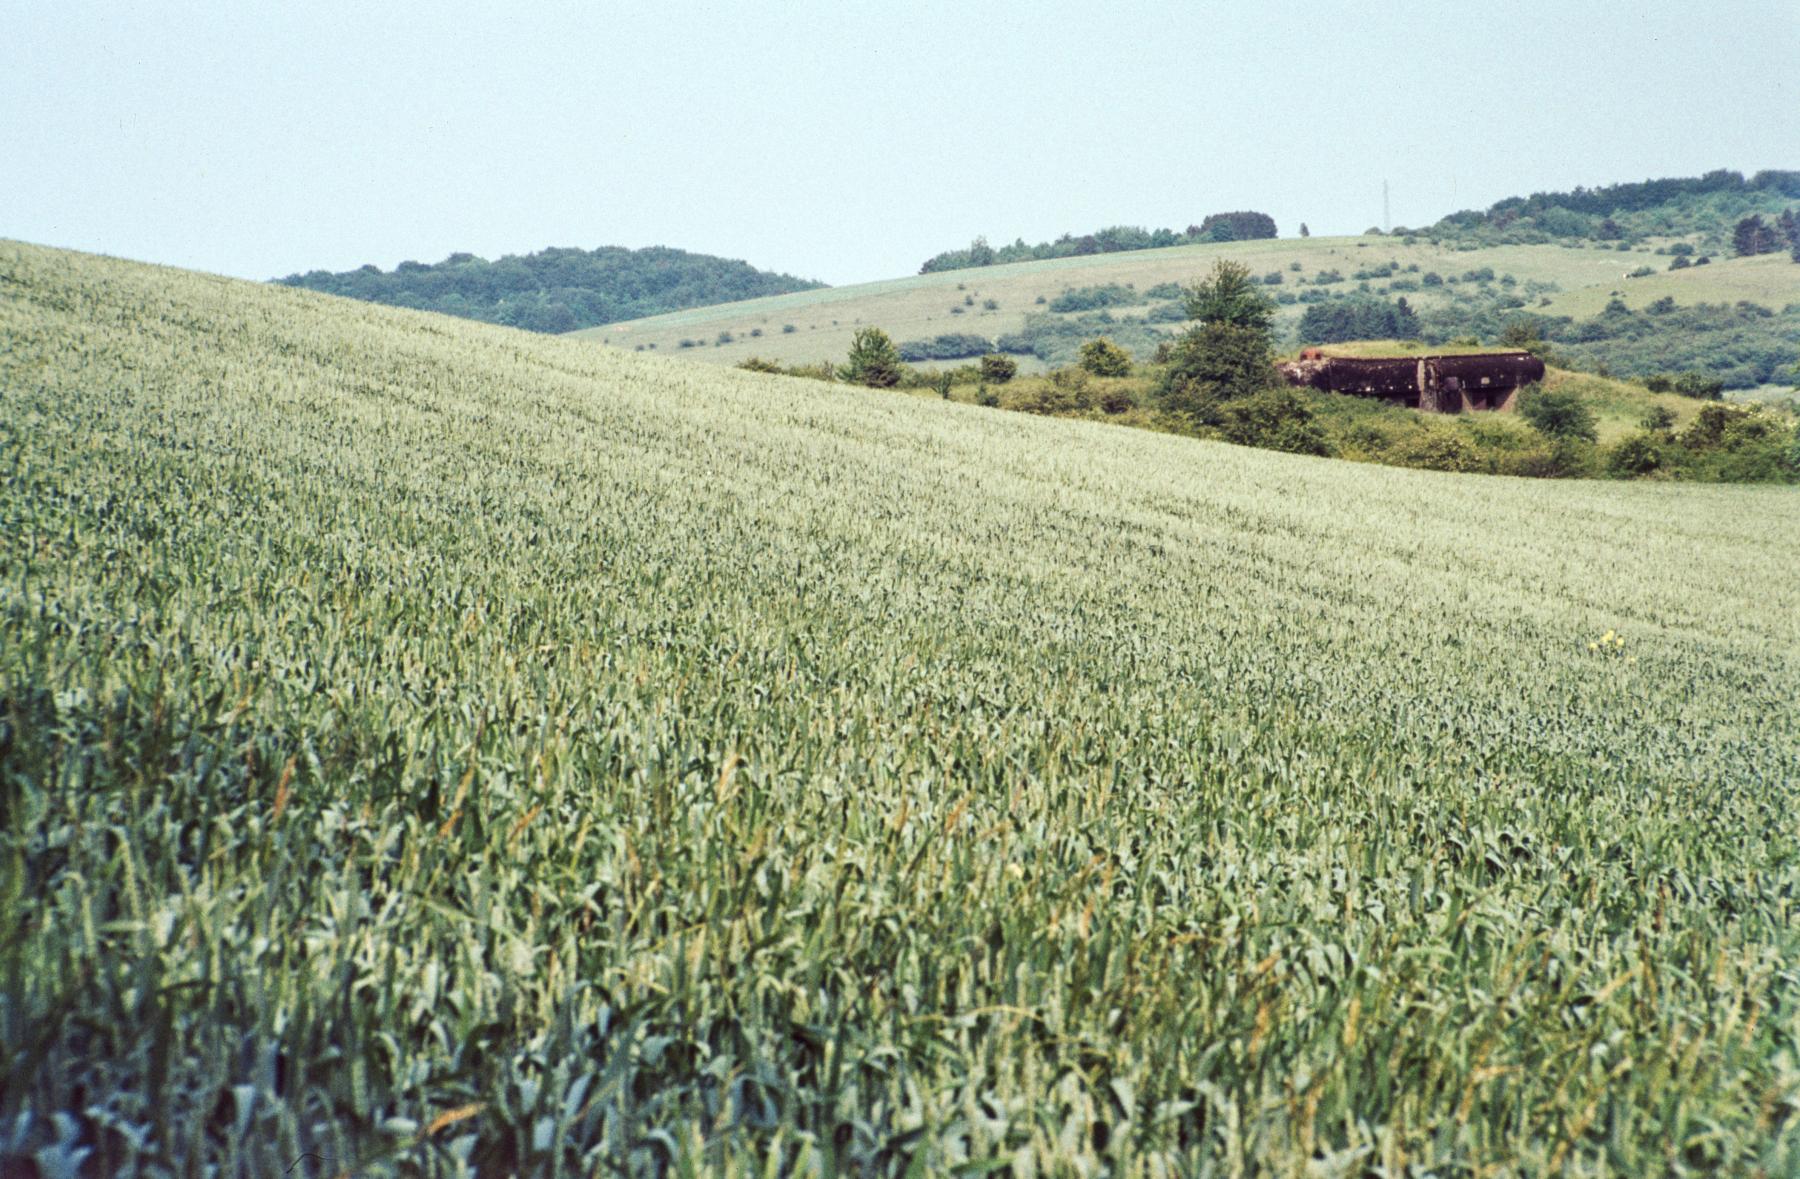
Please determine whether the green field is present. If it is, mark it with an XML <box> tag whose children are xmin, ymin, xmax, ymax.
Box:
<box><xmin>4</xmin><ymin>241</ymin><xmax>1799</xmax><ymax>1175</ymax></box>
<box><xmin>577</xmin><ymin>236</ymin><xmax>1800</xmax><ymax>372</ymax></box>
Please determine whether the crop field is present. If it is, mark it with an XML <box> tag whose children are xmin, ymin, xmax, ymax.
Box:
<box><xmin>3</xmin><ymin>241</ymin><xmax>1799</xmax><ymax>1175</ymax></box>
<box><xmin>577</xmin><ymin>236</ymin><xmax>1800</xmax><ymax>371</ymax></box>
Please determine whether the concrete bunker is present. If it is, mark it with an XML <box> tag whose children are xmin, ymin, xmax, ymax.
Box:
<box><xmin>1278</xmin><ymin>350</ymin><xmax>1545</xmax><ymax>413</ymax></box>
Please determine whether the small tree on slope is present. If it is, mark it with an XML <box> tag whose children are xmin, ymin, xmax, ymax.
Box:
<box><xmin>841</xmin><ymin>327</ymin><xmax>903</xmax><ymax>388</ymax></box>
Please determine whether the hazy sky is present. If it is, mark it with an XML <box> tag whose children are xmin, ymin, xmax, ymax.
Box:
<box><xmin>4</xmin><ymin>1</ymin><xmax>1794</xmax><ymax>286</ymax></box>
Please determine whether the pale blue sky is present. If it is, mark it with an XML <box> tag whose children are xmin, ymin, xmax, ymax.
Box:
<box><xmin>3</xmin><ymin>0</ymin><xmax>1794</xmax><ymax>286</ymax></box>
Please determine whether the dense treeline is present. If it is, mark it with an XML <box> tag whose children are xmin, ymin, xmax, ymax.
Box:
<box><xmin>1298</xmin><ymin>296</ymin><xmax>1421</xmax><ymax>344</ymax></box>
<box><xmin>1733</xmin><ymin>210</ymin><xmax>1800</xmax><ymax>258</ymax></box>
<box><xmin>896</xmin><ymin>333</ymin><xmax>994</xmax><ymax>362</ymax></box>
<box><xmin>277</xmin><ymin>245</ymin><xmax>823</xmax><ymax>333</ymax></box>
<box><xmin>1427</xmin><ymin>169</ymin><xmax>1800</xmax><ymax>251</ymax></box>
<box><xmin>919</xmin><ymin>212</ymin><xmax>1276</xmax><ymax>274</ymax></box>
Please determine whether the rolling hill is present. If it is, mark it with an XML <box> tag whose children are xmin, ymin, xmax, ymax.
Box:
<box><xmin>4</xmin><ymin>240</ymin><xmax>1798</xmax><ymax>1174</ymax></box>
<box><xmin>277</xmin><ymin>243</ymin><xmax>824</xmax><ymax>334</ymax></box>
<box><xmin>580</xmin><ymin>234</ymin><xmax>1800</xmax><ymax>385</ymax></box>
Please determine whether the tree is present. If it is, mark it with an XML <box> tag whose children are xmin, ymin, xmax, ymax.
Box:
<box><xmin>1605</xmin><ymin>432</ymin><xmax>1663</xmax><ymax>477</ymax></box>
<box><xmin>1198</xmin><ymin>212</ymin><xmax>1278</xmax><ymax>241</ymax></box>
<box><xmin>840</xmin><ymin>327</ymin><xmax>903</xmax><ymax>387</ymax></box>
<box><xmin>1733</xmin><ymin>215</ymin><xmax>1780</xmax><ymax>257</ymax></box>
<box><xmin>1297</xmin><ymin>296</ymin><xmax>1419</xmax><ymax>344</ymax></box>
<box><xmin>1519</xmin><ymin>386</ymin><xmax>1598</xmax><ymax>443</ymax></box>
<box><xmin>1299</xmin><ymin>223</ymin><xmax>1310</xmax><ymax>238</ymax></box>
<box><xmin>1161</xmin><ymin>261</ymin><xmax>1279</xmax><ymax>422</ymax></box>
<box><xmin>1078</xmin><ymin>337</ymin><xmax>1131</xmax><ymax>376</ymax></box>
<box><xmin>1182</xmin><ymin>260</ymin><xmax>1275</xmax><ymax>332</ymax></box>
<box><xmin>1499</xmin><ymin>317</ymin><xmax>1552</xmax><ymax>357</ymax></box>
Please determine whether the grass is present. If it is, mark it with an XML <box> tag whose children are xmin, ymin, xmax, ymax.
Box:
<box><xmin>4</xmin><ymin>240</ymin><xmax>1800</xmax><ymax>1175</ymax></box>
<box><xmin>1537</xmin><ymin>251</ymin><xmax>1800</xmax><ymax>318</ymax></box>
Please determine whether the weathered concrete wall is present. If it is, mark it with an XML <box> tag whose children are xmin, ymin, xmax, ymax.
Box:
<box><xmin>1277</xmin><ymin>352</ymin><xmax>1544</xmax><ymax>413</ymax></box>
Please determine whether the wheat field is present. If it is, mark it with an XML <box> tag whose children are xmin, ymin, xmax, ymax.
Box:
<box><xmin>2</xmin><ymin>240</ymin><xmax>1797</xmax><ymax>1176</ymax></box>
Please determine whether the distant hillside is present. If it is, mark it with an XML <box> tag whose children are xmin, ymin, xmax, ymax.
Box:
<box><xmin>276</xmin><ymin>244</ymin><xmax>824</xmax><ymax>333</ymax></box>
<box><xmin>1424</xmin><ymin>169</ymin><xmax>1800</xmax><ymax>252</ymax></box>
<box><xmin>587</xmin><ymin>234</ymin><xmax>1800</xmax><ymax>389</ymax></box>
<box><xmin>919</xmin><ymin>212</ymin><xmax>1277</xmax><ymax>274</ymax></box>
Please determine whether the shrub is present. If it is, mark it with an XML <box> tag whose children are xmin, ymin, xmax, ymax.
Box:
<box><xmin>782</xmin><ymin>323</ymin><xmax>797</xmax><ymax>333</ymax></box>
<box><xmin>1644</xmin><ymin>375</ymin><xmax>1672</xmax><ymax>393</ymax></box>
<box><xmin>1672</xmin><ymin>371</ymin><xmax>1724</xmax><ymax>400</ymax></box>
<box><xmin>1014</xmin><ymin>377</ymin><xmax>1084</xmax><ymax>415</ymax></box>
<box><xmin>1518</xmin><ymin>386</ymin><xmax>1598</xmax><ymax>442</ymax></box>
<box><xmin>1050</xmin><ymin>285</ymin><xmax>1138</xmax><ymax>313</ymax></box>
<box><xmin>1642</xmin><ymin>405</ymin><xmax>1678</xmax><ymax>431</ymax></box>
<box><xmin>1218</xmin><ymin>389</ymin><xmax>1333</xmax><ymax>456</ymax></box>
<box><xmin>1099</xmin><ymin>387</ymin><xmax>1136</xmax><ymax>414</ymax></box>
<box><xmin>1681</xmin><ymin>402</ymin><xmax>1769</xmax><ymax>450</ymax></box>
<box><xmin>717</xmin><ymin>331</ymin><xmax>734</xmax><ymax>345</ymax></box>
<box><xmin>1386</xmin><ymin>428</ymin><xmax>1482</xmax><ymax>472</ymax></box>
<box><xmin>1605</xmin><ymin>432</ymin><xmax>1664</xmax><ymax>476</ymax></box>
<box><xmin>976</xmin><ymin>384</ymin><xmax>1000</xmax><ymax>407</ymax></box>
<box><xmin>983</xmin><ymin>299</ymin><xmax>998</xmax><ymax>311</ymax></box>
<box><xmin>678</xmin><ymin>338</ymin><xmax>697</xmax><ymax>349</ymax></box>
<box><xmin>1079</xmin><ymin>337</ymin><xmax>1132</xmax><ymax>377</ymax></box>
<box><xmin>736</xmin><ymin>357</ymin><xmax>782</xmax><ymax>373</ymax></box>
<box><xmin>979</xmin><ymin>354</ymin><xmax>1018</xmax><ymax>384</ymax></box>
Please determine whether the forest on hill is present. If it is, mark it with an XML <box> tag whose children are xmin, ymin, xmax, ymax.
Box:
<box><xmin>277</xmin><ymin>244</ymin><xmax>823</xmax><ymax>333</ymax></box>
<box><xmin>917</xmin><ymin>212</ymin><xmax>1278</xmax><ymax>273</ymax></box>
<box><xmin>1422</xmin><ymin>168</ymin><xmax>1800</xmax><ymax>252</ymax></box>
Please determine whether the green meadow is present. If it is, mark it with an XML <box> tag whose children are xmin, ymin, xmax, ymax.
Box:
<box><xmin>3</xmin><ymin>241</ymin><xmax>1799</xmax><ymax>1175</ymax></box>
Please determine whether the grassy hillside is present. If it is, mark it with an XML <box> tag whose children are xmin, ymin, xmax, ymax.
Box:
<box><xmin>582</xmin><ymin>235</ymin><xmax>1800</xmax><ymax>378</ymax></box>
<box><xmin>4</xmin><ymin>241</ymin><xmax>1800</xmax><ymax>1175</ymax></box>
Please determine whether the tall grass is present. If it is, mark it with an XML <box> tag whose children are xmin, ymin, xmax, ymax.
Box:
<box><xmin>2</xmin><ymin>241</ymin><xmax>1798</xmax><ymax>1175</ymax></box>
